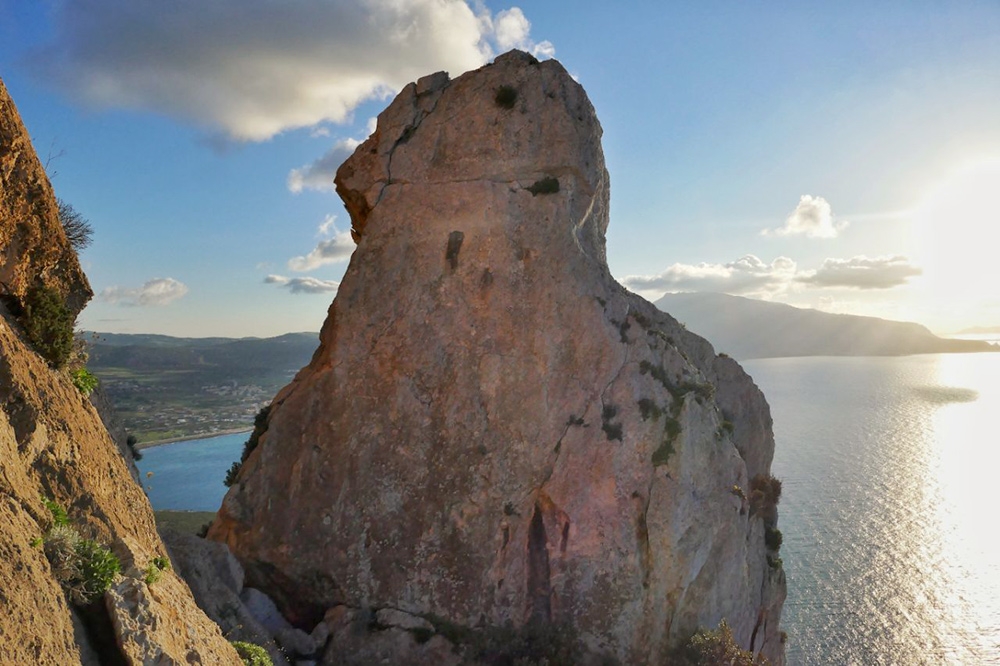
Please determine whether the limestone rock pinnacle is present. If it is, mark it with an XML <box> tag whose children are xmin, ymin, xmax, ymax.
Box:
<box><xmin>211</xmin><ymin>50</ymin><xmax>785</xmax><ymax>664</ymax></box>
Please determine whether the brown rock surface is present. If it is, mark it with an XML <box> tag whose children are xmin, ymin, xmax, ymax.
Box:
<box><xmin>0</xmin><ymin>77</ymin><xmax>91</xmax><ymax>316</ymax></box>
<box><xmin>212</xmin><ymin>50</ymin><xmax>785</xmax><ymax>664</ymax></box>
<box><xmin>0</xmin><ymin>75</ymin><xmax>241</xmax><ymax>664</ymax></box>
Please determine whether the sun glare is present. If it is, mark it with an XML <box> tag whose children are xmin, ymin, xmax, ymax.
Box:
<box><xmin>912</xmin><ymin>158</ymin><xmax>1000</xmax><ymax>326</ymax></box>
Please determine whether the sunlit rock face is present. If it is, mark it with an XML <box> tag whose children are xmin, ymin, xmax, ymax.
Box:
<box><xmin>0</xmin><ymin>79</ymin><xmax>91</xmax><ymax>316</ymax></box>
<box><xmin>211</xmin><ymin>50</ymin><xmax>785</xmax><ymax>664</ymax></box>
<box><xmin>0</xmin><ymin>76</ymin><xmax>242</xmax><ymax>665</ymax></box>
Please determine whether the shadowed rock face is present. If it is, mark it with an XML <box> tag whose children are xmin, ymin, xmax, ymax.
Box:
<box><xmin>211</xmin><ymin>50</ymin><xmax>785</xmax><ymax>664</ymax></box>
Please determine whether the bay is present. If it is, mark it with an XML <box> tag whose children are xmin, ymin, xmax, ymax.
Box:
<box><xmin>136</xmin><ymin>354</ymin><xmax>1000</xmax><ymax>663</ymax></box>
<box><xmin>135</xmin><ymin>431</ymin><xmax>245</xmax><ymax>511</ymax></box>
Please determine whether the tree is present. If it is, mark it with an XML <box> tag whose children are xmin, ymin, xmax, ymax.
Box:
<box><xmin>57</xmin><ymin>199</ymin><xmax>93</xmax><ymax>251</ymax></box>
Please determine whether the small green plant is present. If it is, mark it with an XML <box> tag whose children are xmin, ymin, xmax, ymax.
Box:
<box><xmin>70</xmin><ymin>367</ymin><xmax>99</xmax><ymax>396</ymax></box>
<box><xmin>232</xmin><ymin>640</ymin><xmax>273</xmax><ymax>665</ymax></box>
<box><xmin>767</xmin><ymin>555</ymin><xmax>783</xmax><ymax>570</ymax></box>
<box><xmin>731</xmin><ymin>485</ymin><xmax>745</xmax><ymax>501</ymax></box>
<box><xmin>73</xmin><ymin>538</ymin><xmax>121</xmax><ymax>604</ymax></box>
<box><xmin>721</xmin><ymin>420</ymin><xmax>735</xmax><ymax>434</ymax></box>
<box><xmin>39</xmin><ymin>499</ymin><xmax>120</xmax><ymax>604</ymax></box>
<box><xmin>639</xmin><ymin>360</ymin><xmax>671</xmax><ymax>390</ymax></box>
<box><xmin>21</xmin><ymin>284</ymin><xmax>75</xmax><ymax>368</ymax></box>
<box><xmin>43</xmin><ymin>497</ymin><xmax>70</xmax><ymax>527</ymax></box>
<box><xmin>526</xmin><ymin>176</ymin><xmax>560</xmax><ymax>196</ymax></box>
<box><xmin>30</xmin><ymin>536</ymin><xmax>43</xmax><ymax>548</ymax></box>
<box><xmin>494</xmin><ymin>84</ymin><xmax>518</xmax><ymax>109</ymax></box>
<box><xmin>144</xmin><ymin>555</ymin><xmax>171</xmax><ymax>585</ymax></box>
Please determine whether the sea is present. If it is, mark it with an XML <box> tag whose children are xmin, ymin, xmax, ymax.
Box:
<box><xmin>137</xmin><ymin>352</ymin><xmax>1000</xmax><ymax>664</ymax></box>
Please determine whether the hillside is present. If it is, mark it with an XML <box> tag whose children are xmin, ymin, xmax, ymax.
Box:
<box><xmin>86</xmin><ymin>332</ymin><xmax>318</xmax><ymax>442</ymax></box>
<box><xmin>655</xmin><ymin>292</ymin><xmax>996</xmax><ymax>360</ymax></box>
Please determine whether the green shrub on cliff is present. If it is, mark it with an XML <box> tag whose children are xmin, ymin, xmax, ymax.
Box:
<box><xmin>70</xmin><ymin>367</ymin><xmax>99</xmax><ymax>396</ymax></box>
<box><xmin>670</xmin><ymin>620</ymin><xmax>769</xmax><ymax>665</ymax></box>
<box><xmin>21</xmin><ymin>284</ymin><xmax>75</xmax><ymax>368</ymax></box>
<box><xmin>231</xmin><ymin>641</ymin><xmax>273</xmax><ymax>665</ymax></box>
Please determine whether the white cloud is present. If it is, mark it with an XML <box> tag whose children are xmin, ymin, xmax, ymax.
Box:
<box><xmin>489</xmin><ymin>7</ymin><xmax>554</xmax><ymax>58</ymax></box>
<box><xmin>622</xmin><ymin>255</ymin><xmax>798</xmax><ymax>299</ymax></box>
<box><xmin>764</xmin><ymin>195</ymin><xmax>848</xmax><ymax>238</ymax></box>
<box><xmin>797</xmin><ymin>255</ymin><xmax>922</xmax><ymax>289</ymax></box>
<box><xmin>287</xmin><ymin>215</ymin><xmax>356</xmax><ymax>271</ymax></box>
<box><xmin>98</xmin><ymin>278</ymin><xmax>188</xmax><ymax>307</ymax></box>
<box><xmin>265</xmin><ymin>274</ymin><xmax>340</xmax><ymax>295</ymax></box>
<box><xmin>34</xmin><ymin>1</ymin><xmax>554</xmax><ymax>141</ymax></box>
<box><xmin>288</xmin><ymin>139</ymin><xmax>361</xmax><ymax>193</ymax></box>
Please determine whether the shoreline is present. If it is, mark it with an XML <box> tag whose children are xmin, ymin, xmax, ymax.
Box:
<box><xmin>135</xmin><ymin>427</ymin><xmax>251</xmax><ymax>450</ymax></box>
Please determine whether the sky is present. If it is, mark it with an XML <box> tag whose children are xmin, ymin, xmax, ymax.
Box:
<box><xmin>2</xmin><ymin>0</ymin><xmax>999</xmax><ymax>338</ymax></box>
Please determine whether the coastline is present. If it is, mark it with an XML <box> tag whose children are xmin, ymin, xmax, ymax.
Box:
<box><xmin>134</xmin><ymin>427</ymin><xmax>251</xmax><ymax>450</ymax></box>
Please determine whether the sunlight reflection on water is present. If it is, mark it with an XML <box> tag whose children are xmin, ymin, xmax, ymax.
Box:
<box><xmin>745</xmin><ymin>354</ymin><xmax>1000</xmax><ymax>665</ymax></box>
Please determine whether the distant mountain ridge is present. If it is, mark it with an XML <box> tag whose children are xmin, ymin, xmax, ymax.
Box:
<box><xmin>654</xmin><ymin>292</ymin><xmax>996</xmax><ymax>360</ymax></box>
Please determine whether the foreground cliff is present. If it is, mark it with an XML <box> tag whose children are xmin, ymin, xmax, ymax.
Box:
<box><xmin>212</xmin><ymin>51</ymin><xmax>785</xmax><ymax>664</ymax></box>
<box><xmin>0</xmin><ymin>76</ymin><xmax>241</xmax><ymax>664</ymax></box>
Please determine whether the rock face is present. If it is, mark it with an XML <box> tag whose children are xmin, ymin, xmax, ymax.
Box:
<box><xmin>0</xmin><ymin>76</ymin><xmax>241</xmax><ymax>665</ymax></box>
<box><xmin>212</xmin><ymin>51</ymin><xmax>785</xmax><ymax>663</ymax></box>
<box><xmin>0</xmin><ymin>78</ymin><xmax>91</xmax><ymax>316</ymax></box>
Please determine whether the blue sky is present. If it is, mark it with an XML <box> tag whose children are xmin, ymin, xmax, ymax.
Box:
<box><xmin>2</xmin><ymin>1</ymin><xmax>999</xmax><ymax>337</ymax></box>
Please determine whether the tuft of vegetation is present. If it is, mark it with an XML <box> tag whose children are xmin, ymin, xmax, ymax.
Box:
<box><xmin>767</xmin><ymin>555</ymin><xmax>783</xmax><ymax>571</ymax></box>
<box><xmin>526</xmin><ymin>176</ymin><xmax>560</xmax><ymax>196</ymax></box>
<box><xmin>764</xmin><ymin>526</ymin><xmax>783</xmax><ymax>552</ymax></box>
<box><xmin>638</xmin><ymin>360</ymin><xmax>671</xmax><ymax>391</ymax></box>
<box><xmin>43</xmin><ymin>497</ymin><xmax>70</xmax><ymax>527</ymax></box>
<box><xmin>731</xmin><ymin>485</ymin><xmax>746</xmax><ymax>501</ymax></box>
<box><xmin>637</xmin><ymin>398</ymin><xmax>662</xmax><ymax>421</ymax></box>
<box><xmin>721</xmin><ymin>420</ymin><xmax>735</xmax><ymax>435</ymax></box>
<box><xmin>57</xmin><ymin>199</ymin><xmax>94</xmax><ymax>251</ymax></box>
<box><xmin>126</xmin><ymin>434</ymin><xmax>142</xmax><ymax>461</ymax></box>
<box><xmin>144</xmin><ymin>555</ymin><xmax>171</xmax><ymax>585</ymax></box>
<box><xmin>651</xmin><ymin>437</ymin><xmax>674</xmax><ymax>468</ymax></box>
<box><xmin>601</xmin><ymin>404</ymin><xmax>623</xmax><ymax>441</ymax></box>
<box><xmin>749</xmin><ymin>474</ymin><xmax>783</xmax><ymax>520</ymax></box>
<box><xmin>494</xmin><ymin>84</ymin><xmax>518</xmax><ymax>109</ymax></box>
<box><xmin>70</xmin><ymin>367</ymin><xmax>99</xmax><ymax>396</ymax></box>
<box><xmin>618</xmin><ymin>318</ymin><xmax>631</xmax><ymax>343</ymax></box>
<box><xmin>231</xmin><ymin>640</ymin><xmax>273</xmax><ymax>666</ymax></box>
<box><xmin>670</xmin><ymin>619</ymin><xmax>769</xmax><ymax>665</ymax></box>
<box><xmin>224</xmin><ymin>405</ymin><xmax>272</xmax><ymax>487</ymax></box>
<box><xmin>223</xmin><ymin>461</ymin><xmax>242</xmax><ymax>488</ymax></box>
<box><xmin>21</xmin><ymin>284</ymin><xmax>75</xmax><ymax>368</ymax></box>
<box><xmin>565</xmin><ymin>415</ymin><xmax>585</xmax><ymax>427</ymax></box>
<box><xmin>38</xmin><ymin>497</ymin><xmax>120</xmax><ymax>604</ymax></box>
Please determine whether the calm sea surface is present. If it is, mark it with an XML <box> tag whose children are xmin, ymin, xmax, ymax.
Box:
<box><xmin>138</xmin><ymin>354</ymin><xmax>1000</xmax><ymax>663</ymax></box>
<box><xmin>136</xmin><ymin>431</ymin><xmax>245</xmax><ymax>510</ymax></box>
<box><xmin>744</xmin><ymin>354</ymin><xmax>1000</xmax><ymax>665</ymax></box>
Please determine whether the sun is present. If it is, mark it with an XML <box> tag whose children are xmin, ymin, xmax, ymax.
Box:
<box><xmin>911</xmin><ymin>157</ymin><xmax>1000</xmax><ymax>326</ymax></box>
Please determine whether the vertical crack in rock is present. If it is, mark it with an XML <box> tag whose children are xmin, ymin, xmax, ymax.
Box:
<box><xmin>526</xmin><ymin>502</ymin><xmax>552</xmax><ymax>623</ymax></box>
<box><xmin>632</xmin><ymin>491</ymin><xmax>653</xmax><ymax>589</ymax></box>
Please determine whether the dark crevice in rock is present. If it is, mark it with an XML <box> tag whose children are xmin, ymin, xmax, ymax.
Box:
<box><xmin>526</xmin><ymin>503</ymin><xmax>551</xmax><ymax>623</ymax></box>
<box><xmin>78</xmin><ymin>599</ymin><xmax>129</xmax><ymax>666</ymax></box>
<box><xmin>445</xmin><ymin>231</ymin><xmax>464</xmax><ymax>271</ymax></box>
